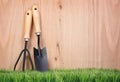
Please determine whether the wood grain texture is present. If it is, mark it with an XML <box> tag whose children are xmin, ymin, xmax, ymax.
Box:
<box><xmin>0</xmin><ymin>0</ymin><xmax>120</xmax><ymax>70</ymax></box>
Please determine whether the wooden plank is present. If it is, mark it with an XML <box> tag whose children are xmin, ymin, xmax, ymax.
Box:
<box><xmin>0</xmin><ymin>0</ymin><xmax>120</xmax><ymax>70</ymax></box>
<box><xmin>100</xmin><ymin>0</ymin><xmax>120</xmax><ymax>69</ymax></box>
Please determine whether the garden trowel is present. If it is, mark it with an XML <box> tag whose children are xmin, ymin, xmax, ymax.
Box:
<box><xmin>32</xmin><ymin>5</ymin><xmax>48</xmax><ymax>71</ymax></box>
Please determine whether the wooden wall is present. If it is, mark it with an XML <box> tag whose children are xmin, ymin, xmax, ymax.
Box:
<box><xmin>0</xmin><ymin>0</ymin><xmax>120</xmax><ymax>70</ymax></box>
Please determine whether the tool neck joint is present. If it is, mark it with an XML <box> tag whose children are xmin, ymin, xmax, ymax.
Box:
<box><xmin>36</xmin><ymin>32</ymin><xmax>40</xmax><ymax>36</ymax></box>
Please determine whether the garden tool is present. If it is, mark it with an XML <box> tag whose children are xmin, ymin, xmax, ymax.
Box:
<box><xmin>14</xmin><ymin>9</ymin><xmax>34</xmax><ymax>71</ymax></box>
<box><xmin>32</xmin><ymin>5</ymin><xmax>48</xmax><ymax>71</ymax></box>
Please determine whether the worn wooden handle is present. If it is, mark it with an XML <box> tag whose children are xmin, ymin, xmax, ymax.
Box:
<box><xmin>32</xmin><ymin>5</ymin><xmax>41</xmax><ymax>33</ymax></box>
<box><xmin>24</xmin><ymin>9</ymin><xmax>32</xmax><ymax>39</ymax></box>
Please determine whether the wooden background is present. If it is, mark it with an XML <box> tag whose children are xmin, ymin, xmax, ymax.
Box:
<box><xmin>0</xmin><ymin>0</ymin><xmax>120</xmax><ymax>70</ymax></box>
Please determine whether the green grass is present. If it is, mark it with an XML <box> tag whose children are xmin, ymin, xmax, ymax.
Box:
<box><xmin>0</xmin><ymin>68</ymin><xmax>120</xmax><ymax>82</ymax></box>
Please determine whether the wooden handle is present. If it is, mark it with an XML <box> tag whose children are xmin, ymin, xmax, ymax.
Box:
<box><xmin>32</xmin><ymin>5</ymin><xmax>41</xmax><ymax>33</ymax></box>
<box><xmin>24</xmin><ymin>9</ymin><xmax>32</xmax><ymax>39</ymax></box>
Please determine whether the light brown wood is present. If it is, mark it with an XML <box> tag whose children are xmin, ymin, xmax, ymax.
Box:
<box><xmin>32</xmin><ymin>5</ymin><xmax>41</xmax><ymax>33</ymax></box>
<box><xmin>24</xmin><ymin>9</ymin><xmax>32</xmax><ymax>39</ymax></box>
<box><xmin>0</xmin><ymin>0</ymin><xmax>120</xmax><ymax>70</ymax></box>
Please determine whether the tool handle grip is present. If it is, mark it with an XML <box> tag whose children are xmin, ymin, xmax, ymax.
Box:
<box><xmin>32</xmin><ymin>5</ymin><xmax>41</xmax><ymax>34</ymax></box>
<box><xmin>24</xmin><ymin>9</ymin><xmax>32</xmax><ymax>39</ymax></box>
